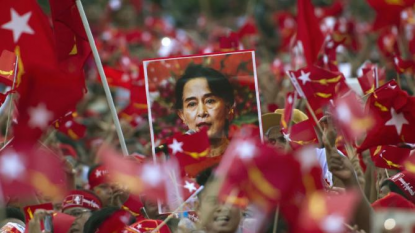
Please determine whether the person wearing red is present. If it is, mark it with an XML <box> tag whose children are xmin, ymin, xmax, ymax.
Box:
<box><xmin>88</xmin><ymin>164</ymin><xmax>113</xmax><ymax>207</ymax></box>
<box><xmin>61</xmin><ymin>190</ymin><xmax>102</xmax><ymax>233</ymax></box>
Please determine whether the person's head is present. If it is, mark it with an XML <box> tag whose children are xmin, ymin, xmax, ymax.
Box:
<box><xmin>380</xmin><ymin>171</ymin><xmax>415</xmax><ymax>204</ymax></box>
<box><xmin>88</xmin><ymin>164</ymin><xmax>112</xmax><ymax>207</ymax></box>
<box><xmin>376</xmin><ymin>168</ymin><xmax>400</xmax><ymax>199</ymax></box>
<box><xmin>175</xmin><ymin>65</ymin><xmax>235</xmax><ymax>140</ymax></box>
<box><xmin>196</xmin><ymin>167</ymin><xmax>242</xmax><ymax>233</ymax></box>
<box><xmin>0</xmin><ymin>207</ymin><xmax>25</xmax><ymax>229</ymax></box>
<box><xmin>83</xmin><ymin>208</ymin><xmax>135</xmax><ymax>233</ymax></box>
<box><xmin>261</xmin><ymin>109</ymin><xmax>308</xmax><ymax>149</ymax></box>
<box><xmin>62</xmin><ymin>190</ymin><xmax>102</xmax><ymax>233</ymax></box>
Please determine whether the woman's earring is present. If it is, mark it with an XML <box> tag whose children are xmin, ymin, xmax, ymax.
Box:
<box><xmin>229</xmin><ymin>109</ymin><xmax>234</xmax><ymax>115</ymax></box>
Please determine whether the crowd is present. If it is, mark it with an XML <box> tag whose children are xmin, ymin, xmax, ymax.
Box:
<box><xmin>2</xmin><ymin>0</ymin><xmax>415</xmax><ymax>232</ymax></box>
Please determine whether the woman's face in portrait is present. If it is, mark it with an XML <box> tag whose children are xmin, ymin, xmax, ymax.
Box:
<box><xmin>178</xmin><ymin>77</ymin><xmax>228</xmax><ymax>139</ymax></box>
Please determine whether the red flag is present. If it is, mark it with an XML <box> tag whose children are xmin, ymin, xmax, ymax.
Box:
<box><xmin>359</xmin><ymin>80</ymin><xmax>415</xmax><ymax>151</ymax></box>
<box><xmin>393</xmin><ymin>55</ymin><xmax>415</xmax><ymax>74</ymax></box>
<box><xmin>357</xmin><ymin>67</ymin><xmax>376</xmax><ymax>95</ymax></box>
<box><xmin>294</xmin><ymin>146</ymin><xmax>325</xmax><ymax>193</ymax></box>
<box><xmin>331</xmin><ymin>91</ymin><xmax>374</xmax><ymax>141</ymax></box>
<box><xmin>282</xmin><ymin>119</ymin><xmax>318</xmax><ymax>150</ymax></box>
<box><xmin>54</xmin><ymin>111</ymin><xmax>86</xmax><ymax>141</ymax></box>
<box><xmin>102</xmin><ymin>66</ymin><xmax>132</xmax><ymax>89</ymax></box>
<box><xmin>296</xmin><ymin>190</ymin><xmax>360</xmax><ymax>233</ymax></box>
<box><xmin>0</xmin><ymin>50</ymin><xmax>16</xmax><ymax>86</ymax></box>
<box><xmin>288</xmin><ymin>65</ymin><xmax>350</xmax><ymax>118</ymax></box>
<box><xmin>217</xmin><ymin>130</ymin><xmax>303</xmax><ymax>212</ymax></box>
<box><xmin>332</xmin><ymin>18</ymin><xmax>359</xmax><ymax>51</ymax></box>
<box><xmin>119</xmin><ymin>65</ymin><xmax>148</xmax><ymax>126</ymax></box>
<box><xmin>48</xmin><ymin>0</ymin><xmax>91</xmax><ymax>73</ymax></box>
<box><xmin>402</xmin><ymin>150</ymin><xmax>415</xmax><ymax>174</ymax></box>
<box><xmin>0</xmin><ymin>146</ymin><xmax>68</xmax><ymax>201</ymax></box>
<box><xmin>377</xmin><ymin>27</ymin><xmax>400</xmax><ymax>58</ymax></box>
<box><xmin>100</xmin><ymin>146</ymin><xmax>183</xmax><ymax>203</ymax></box>
<box><xmin>315</xmin><ymin>36</ymin><xmax>344</xmax><ymax>72</ymax></box>
<box><xmin>273</xmin><ymin>12</ymin><xmax>297</xmax><ymax>52</ymax></box>
<box><xmin>367</xmin><ymin>0</ymin><xmax>415</xmax><ymax>30</ymax></box>
<box><xmin>314</xmin><ymin>1</ymin><xmax>344</xmax><ymax>20</ymax></box>
<box><xmin>165</xmin><ymin>128</ymin><xmax>211</xmax><ymax>177</ymax></box>
<box><xmin>1</xmin><ymin>0</ymin><xmax>56</xmax><ymax>85</ymax></box>
<box><xmin>370</xmin><ymin>145</ymin><xmax>411</xmax><ymax>169</ymax></box>
<box><xmin>281</xmin><ymin>92</ymin><xmax>296</xmax><ymax>129</ymax></box>
<box><xmin>0</xmin><ymin>149</ymin><xmax>34</xmax><ymax>199</ymax></box>
<box><xmin>13</xmin><ymin>64</ymin><xmax>84</xmax><ymax>147</ymax></box>
<box><xmin>296</xmin><ymin>0</ymin><xmax>325</xmax><ymax>66</ymax></box>
<box><xmin>218</xmin><ymin>32</ymin><xmax>240</xmax><ymax>52</ymax></box>
<box><xmin>24</xmin><ymin>203</ymin><xmax>54</xmax><ymax>224</ymax></box>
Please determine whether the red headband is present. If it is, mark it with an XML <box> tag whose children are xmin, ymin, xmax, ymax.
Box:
<box><xmin>88</xmin><ymin>165</ymin><xmax>110</xmax><ymax>189</ymax></box>
<box><xmin>389</xmin><ymin>172</ymin><xmax>415</xmax><ymax>204</ymax></box>
<box><xmin>62</xmin><ymin>190</ymin><xmax>102</xmax><ymax>212</ymax></box>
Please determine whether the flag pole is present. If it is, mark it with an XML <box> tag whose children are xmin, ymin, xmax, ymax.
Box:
<box><xmin>75</xmin><ymin>0</ymin><xmax>129</xmax><ymax>156</ymax></box>
<box><xmin>3</xmin><ymin>55</ymin><xmax>18</xmax><ymax>146</ymax></box>
<box><xmin>151</xmin><ymin>186</ymin><xmax>204</xmax><ymax>233</ymax></box>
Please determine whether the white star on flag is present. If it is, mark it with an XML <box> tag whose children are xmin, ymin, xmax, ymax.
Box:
<box><xmin>236</xmin><ymin>141</ymin><xmax>256</xmax><ymax>161</ymax></box>
<box><xmin>298</xmin><ymin>71</ymin><xmax>311</xmax><ymax>85</ymax></box>
<box><xmin>0</xmin><ymin>151</ymin><xmax>25</xmax><ymax>181</ymax></box>
<box><xmin>336</xmin><ymin>103</ymin><xmax>351</xmax><ymax>123</ymax></box>
<box><xmin>184</xmin><ymin>180</ymin><xmax>197</xmax><ymax>193</ymax></box>
<box><xmin>394</xmin><ymin>57</ymin><xmax>399</xmax><ymax>66</ymax></box>
<box><xmin>2</xmin><ymin>9</ymin><xmax>34</xmax><ymax>43</ymax></box>
<box><xmin>168</xmin><ymin>139</ymin><xmax>183</xmax><ymax>155</ymax></box>
<box><xmin>121</xmin><ymin>74</ymin><xmax>130</xmax><ymax>82</ymax></box>
<box><xmin>287</xmin><ymin>95</ymin><xmax>293</xmax><ymax>104</ymax></box>
<box><xmin>95</xmin><ymin>170</ymin><xmax>102</xmax><ymax>178</ymax></box>
<box><xmin>295</xmin><ymin>147</ymin><xmax>318</xmax><ymax>172</ymax></box>
<box><xmin>141</xmin><ymin>164</ymin><xmax>162</xmax><ymax>187</ymax></box>
<box><xmin>283</xmin><ymin>132</ymin><xmax>291</xmax><ymax>142</ymax></box>
<box><xmin>385</xmin><ymin>108</ymin><xmax>408</xmax><ymax>135</ymax></box>
<box><xmin>28</xmin><ymin>103</ymin><xmax>53</xmax><ymax>129</ymax></box>
<box><xmin>320</xmin><ymin>214</ymin><xmax>345</xmax><ymax>233</ymax></box>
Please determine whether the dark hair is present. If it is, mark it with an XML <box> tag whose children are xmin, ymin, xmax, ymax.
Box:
<box><xmin>174</xmin><ymin>64</ymin><xmax>234</xmax><ymax>110</ymax></box>
<box><xmin>83</xmin><ymin>207</ymin><xmax>135</xmax><ymax>233</ymax></box>
<box><xmin>4</xmin><ymin>207</ymin><xmax>25</xmax><ymax>223</ymax></box>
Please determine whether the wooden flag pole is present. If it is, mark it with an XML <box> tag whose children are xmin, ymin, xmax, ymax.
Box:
<box><xmin>3</xmin><ymin>55</ymin><xmax>18</xmax><ymax>146</ymax></box>
<box><xmin>75</xmin><ymin>0</ymin><xmax>129</xmax><ymax>156</ymax></box>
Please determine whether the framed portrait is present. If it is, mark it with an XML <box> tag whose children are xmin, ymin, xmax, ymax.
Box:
<box><xmin>143</xmin><ymin>50</ymin><xmax>263</xmax><ymax>213</ymax></box>
<box><xmin>143</xmin><ymin>50</ymin><xmax>263</xmax><ymax>159</ymax></box>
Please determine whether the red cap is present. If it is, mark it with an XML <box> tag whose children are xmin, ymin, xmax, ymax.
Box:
<box><xmin>95</xmin><ymin>210</ymin><xmax>133</xmax><ymax>233</ymax></box>
<box><xmin>88</xmin><ymin>165</ymin><xmax>110</xmax><ymax>189</ymax></box>
<box><xmin>372</xmin><ymin>192</ymin><xmax>415</xmax><ymax>210</ymax></box>
<box><xmin>62</xmin><ymin>190</ymin><xmax>102</xmax><ymax>212</ymax></box>
<box><xmin>127</xmin><ymin>219</ymin><xmax>171</xmax><ymax>233</ymax></box>
<box><xmin>52</xmin><ymin>213</ymin><xmax>76</xmax><ymax>233</ymax></box>
<box><xmin>388</xmin><ymin>171</ymin><xmax>415</xmax><ymax>204</ymax></box>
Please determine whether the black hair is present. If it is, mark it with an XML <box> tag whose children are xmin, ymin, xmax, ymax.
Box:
<box><xmin>83</xmin><ymin>207</ymin><xmax>135</xmax><ymax>233</ymax></box>
<box><xmin>4</xmin><ymin>207</ymin><xmax>25</xmax><ymax>223</ymax></box>
<box><xmin>174</xmin><ymin>64</ymin><xmax>234</xmax><ymax>110</ymax></box>
<box><xmin>196</xmin><ymin>166</ymin><xmax>216</xmax><ymax>187</ymax></box>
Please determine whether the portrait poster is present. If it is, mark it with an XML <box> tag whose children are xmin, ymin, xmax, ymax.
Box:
<box><xmin>143</xmin><ymin>50</ymin><xmax>263</xmax><ymax>213</ymax></box>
